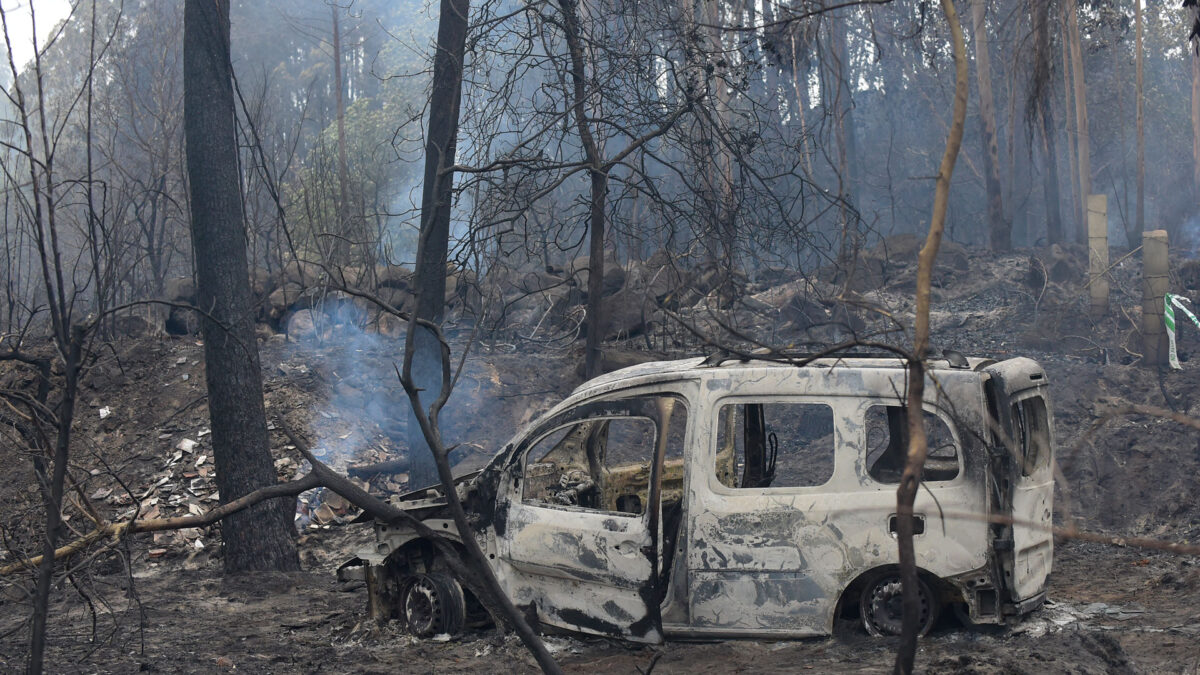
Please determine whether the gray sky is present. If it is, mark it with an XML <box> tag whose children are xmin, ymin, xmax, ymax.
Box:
<box><xmin>3</xmin><ymin>0</ymin><xmax>73</xmax><ymax>71</ymax></box>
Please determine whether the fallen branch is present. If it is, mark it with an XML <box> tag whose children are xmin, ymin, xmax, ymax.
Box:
<box><xmin>2</xmin><ymin>434</ymin><xmax>462</xmax><ymax>586</ymax></box>
<box><xmin>347</xmin><ymin>458</ymin><xmax>409</xmax><ymax>478</ymax></box>
<box><xmin>0</xmin><ymin>473</ymin><xmax>320</xmax><ymax>576</ymax></box>
<box><xmin>1093</xmin><ymin>401</ymin><xmax>1200</xmax><ymax>433</ymax></box>
<box><xmin>0</xmin><ymin>529</ymin><xmax>108</xmax><ymax>576</ymax></box>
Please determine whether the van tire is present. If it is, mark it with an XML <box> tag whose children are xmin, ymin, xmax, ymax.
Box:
<box><xmin>400</xmin><ymin>572</ymin><xmax>467</xmax><ymax>637</ymax></box>
<box><xmin>859</xmin><ymin>571</ymin><xmax>939</xmax><ymax>637</ymax></box>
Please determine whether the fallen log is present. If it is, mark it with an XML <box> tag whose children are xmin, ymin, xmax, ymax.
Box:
<box><xmin>347</xmin><ymin>458</ymin><xmax>408</xmax><ymax>478</ymax></box>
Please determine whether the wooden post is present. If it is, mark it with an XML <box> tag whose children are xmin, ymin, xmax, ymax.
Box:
<box><xmin>1142</xmin><ymin>230</ymin><xmax>1170</xmax><ymax>366</ymax></box>
<box><xmin>1087</xmin><ymin>194</ymin><xmax>1109</xmax><ymax>317</ymax></box>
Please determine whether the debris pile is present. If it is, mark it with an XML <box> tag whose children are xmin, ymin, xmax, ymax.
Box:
<box><xmin>96</xmin><ymin>432</ymin><xmax>219</xmax><ymax>559</ymax></box>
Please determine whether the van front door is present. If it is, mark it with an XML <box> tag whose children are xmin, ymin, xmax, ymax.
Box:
<box><xmin>498</xmin><ymin>394</ymin><xmax>687</xmax><ymax>642</ymax></box>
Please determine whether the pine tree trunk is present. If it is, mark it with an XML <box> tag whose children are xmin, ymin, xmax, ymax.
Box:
<box><xmin>183</xmin><ymin>0</ymin><xmax>299</xmax><ymax>574</ymax></box>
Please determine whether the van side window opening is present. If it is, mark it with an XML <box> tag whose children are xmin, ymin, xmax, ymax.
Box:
<box><xmin>522</xmin><ymin>397</ymin><xmax>687</xmax><ymax>516</ymax></box>
<box><xmin>1012</xmin><ymin>396</ymin><xmax>1051</xmax><ymax>476</ymax></box>
<box><xmin>865</xmin><ymin>406</ymin><xmax>961</xmax><ymax>483</ymax></box>
<box><xmin>715</xmin><ymin>402</ymin><xmax>835</xmax><ymax>489</ymax></box>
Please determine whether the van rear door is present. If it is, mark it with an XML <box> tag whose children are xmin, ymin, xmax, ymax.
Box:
<box><xmin>983</xmin><ymin>359</ymin><xmax>1054</xmax><ymax>608</ymax></box>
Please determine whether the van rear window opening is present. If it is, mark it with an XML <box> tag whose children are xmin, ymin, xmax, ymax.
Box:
<box><xmin>865</xmin><ymin>406</ymin><xmax>960</xmax><ymax>483</ymax></box>
<box><xmin>1012</xmin><ymin>396</ymin><xmax>1051</xmax><ymax>476</ymax></box>
<box><xmin>714</xmin><ymin>401</ymin><xmax>963</xmax><ymax>489</ymax></box>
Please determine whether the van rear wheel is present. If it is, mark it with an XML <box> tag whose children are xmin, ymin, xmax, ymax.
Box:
<box><xmin>859</xmin><ymin>571</ymin><xmax>938</xmax><ymax>637</ymax></box>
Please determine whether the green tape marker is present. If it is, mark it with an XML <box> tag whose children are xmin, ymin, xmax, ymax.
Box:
<box><xmin>1165</xmin><ymin>293</ymin><xmax>1200</xmax><ymax>370</ymax></box>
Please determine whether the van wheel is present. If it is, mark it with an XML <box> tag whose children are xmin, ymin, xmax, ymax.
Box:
<box><xmin>859</xmin><ymin>572</ymin><xmax>938</xmax><ymax>637</ymax></box>
<box><xmin>401</xmin><ymin>572</ymin><xmax>466</xmax><ymax>637</ymax></box>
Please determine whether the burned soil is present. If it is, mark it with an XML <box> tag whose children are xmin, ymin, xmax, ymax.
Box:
<box><xmin>3</xmin><ymin>243</ymin><xmax>1200</xmax><ymax>673</ymax></box>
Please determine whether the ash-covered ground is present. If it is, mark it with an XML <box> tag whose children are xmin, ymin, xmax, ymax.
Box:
<box><xmin>3</xmin><ymin>241</ymin><xmax>1200</xmax><ymax>673</ymax></box>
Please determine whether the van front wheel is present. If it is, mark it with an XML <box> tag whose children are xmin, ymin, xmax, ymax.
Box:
<box><xmin>859</xmin><ymin>571</ymin><xmax>938</xmax><ymax>637</ymax></box>
<box><xmin>400</xmin><ymin>572</ymin><xmax>467</xmax><ymax>637</ymax></box>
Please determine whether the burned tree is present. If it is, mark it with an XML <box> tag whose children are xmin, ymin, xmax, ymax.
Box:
<box><xmin>894</xmin><ymin>0</ymin><xmax>968</xmax><ymax>670</ymax></box>
<box><xmin>182</xmin><ymin>0</ymin><xmax>298</xmax><ymax>573</ymax></box>
<box><xmin>407</xmin><ymin>0</ymin><xmax>470</xmax><ymax>490</ymax></box>
<box><xmin>972</xmin><ymin>0</ymin><xmax>1009</xmax><ymax>250</ymax></box>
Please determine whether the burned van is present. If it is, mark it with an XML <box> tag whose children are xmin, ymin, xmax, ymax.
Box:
<box><xmin>340</xmin><ymin>354</ymin><xmax>1054</xmax><ymax>641</ymax></box>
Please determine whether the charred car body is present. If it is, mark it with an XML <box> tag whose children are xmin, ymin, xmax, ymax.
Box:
<box><xmin>340</xmin><ymin>354</ymin><xmax>1054</xmax><ymax>641</ymax></box>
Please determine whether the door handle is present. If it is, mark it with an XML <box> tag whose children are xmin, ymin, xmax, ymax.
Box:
<box><xmin>889</xmin><ymin>514</ymin><xmax>926</xmax><ymax>536</ymax></box>
<box><xmin>613</xmin><ymin>540</ymin><xmax>643</xmax><ymax>556</ymax></box>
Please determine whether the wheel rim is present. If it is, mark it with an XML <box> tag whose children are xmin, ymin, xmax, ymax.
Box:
<box><xmin>404</xmin><ymin>577</ymin><xmax>442</xmax><ymax>636</ymax></box>
<box><xmin>862</xmin><ymin>574</ymin><xmax>932</xmax><ymax>637</ymax></box>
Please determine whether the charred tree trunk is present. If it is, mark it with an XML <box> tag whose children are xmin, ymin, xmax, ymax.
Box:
<box><xmin>972</xmin><ymin>0</ymin><xmax>1008</xmax><ymax>250</ymax></box>
<box><xmin>1039</xmin><ymin>105</ymin><xmax>1065</xmax><ymax>246</ymax></box>
<box><xmin>584</xmin><ymin>169</ymin><xmax>609</xmax><ymax>380</ymax></box>
<box><xmin>183</xmin><ymin>0</ymin><xmax>299</xmax><ymax>574</ymax></box>
<box><xmin>408</xmin><ymin>0</ymin><xmax>469</xmax><ymax>489</ymax></box>
<box><xmin>27</xmin><ymin>330</ymin><xmax>81</xmax><ymax>675</ymax></box>
<box><xmin>712</xmin><ymin>6</ymin><xmax>737</xmax><ymax>299</ymax></box>
<box><xmin>558</xmin><ymin>0</ymin><xmax>609</xmax><ymax>380</ymax></box>
<box><xmin>831</xmin><ymin>13</ymin><xmax>858</xmax><ymax>262</ymax></box>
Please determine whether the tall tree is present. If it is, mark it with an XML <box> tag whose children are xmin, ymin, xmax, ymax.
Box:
<box><xmin>972</xmin><ymin>0</ymin><xmax>1008</xmax><ymax>250</ymax></box>
<box><xmin>328</xmin><ymin>0</ymin><xmax>359</xmax><ymax>266</ymax></box>
<box><xmin>895</xmin><ymin>0</ymin><xmax>968</xmax><ymax>668</ymax></box>
<box><xmin>1192</xmin><ymin>46</ymin><xmax>1200</xmax><ymax>204</ymax></box>
<box><xmin>789</xmin><ymin>28</ymin><xmax>815</xmax><ymax>179</ymax></box>
<box><xmin>408</xmin><ymin>0</ymin><xmax>469</xmax><ymax>489</ymax></box>
<box><xmin>1031</xmin><ymin>0</ymin><xmax>1064</xmax><ymax>244</ymax></box>
<box><xmin>183</xmin><ymin>0</ymin><xmax>299</xmax><ymax>573</ymax></box>
<box><xmin>560</xmin><ymin>0</ymin><xmax>612</xmax><ymax>380</ymax></box>
<box><xmin>830</xmin><ymin>12</ymin><xmax>859</xmax><ymax>263</ymax></box>
<box><xmin>0</xmin><ymin>4</ymin><xmax>90</xmax><ymax>669</ymax></box>
<box><xmin>1061</xmin><ymin>5</ymin><xmax>1081</xmax><ymax>235</ymax></box>
<box><xmin>1135</xmin><ymin>0</ymin><xmax>1145</xmax><ymax>234</ymax></box>
<box><xmin>1065</xmin><ymin>0</ymin><xmax>1091</xmax><ymax>242</ymax></box>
